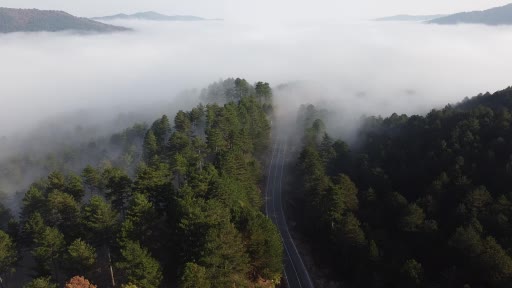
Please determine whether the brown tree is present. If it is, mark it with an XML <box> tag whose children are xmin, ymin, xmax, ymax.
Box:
<box><xmin>65</xmin><ymin>276</ymin><xmax>97</xmax><ymax>288</ymax></box>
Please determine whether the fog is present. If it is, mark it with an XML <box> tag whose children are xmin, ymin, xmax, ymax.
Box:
<box><xmin>3</xmin><ymin>19</ymin><xmax>512</xmax><ymax>140</ymax></box>
<box><xmin>1</xmin><ymin>18</ymin><xmax>512</xmax><ymax>201</ymax></box>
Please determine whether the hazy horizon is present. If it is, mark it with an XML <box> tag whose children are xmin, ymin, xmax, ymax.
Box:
<box><xmin>1</xmin><ymin>0</ymin><xmax>512</xmax><ymax>21</ymax></box>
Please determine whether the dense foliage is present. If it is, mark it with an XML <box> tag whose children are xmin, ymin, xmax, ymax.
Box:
<box><xmin>294</xmin><ymin>87</ymin><xmax>512</xmax><ymax>287</ymax></box>
<box><xmin>0</xmin><ymin>78</ymin><xmax>283</xmax><ymax>287</ymax></box>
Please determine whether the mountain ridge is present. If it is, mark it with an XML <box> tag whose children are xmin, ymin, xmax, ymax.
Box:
<box><xmin>375</xmin><ymin>14</ymin><xmax>446</xmax><ymax>22</ymax></box>
<box><xmin>92</xmin><ymin>11</ymin><xmax>212</xmax><ymax>21</ymax></box>
<box><xmin>0</xmin><ymin>7</ymin><xmax>130</xmax><ymax>33</ymax></box>
<box><xmin>429</xmin><ymin>3</ymin><xmax>512</xmax><ymax>25</ymax></box>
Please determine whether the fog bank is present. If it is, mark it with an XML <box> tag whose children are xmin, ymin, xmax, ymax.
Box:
<box><xmin>1</xmin><ymin>19</ymin><xmax>512</xmax><ymax>147</ymax></box>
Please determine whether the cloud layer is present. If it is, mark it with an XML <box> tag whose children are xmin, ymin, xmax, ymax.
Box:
<box><xmin>1</xmin><ymin>19</ymin><xmax>512</xmax><ymax>143</ymax></box>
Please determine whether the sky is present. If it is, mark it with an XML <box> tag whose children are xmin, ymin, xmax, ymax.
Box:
<box><xmin>1</xmin><ymin>0</ymin><xmax>512</xmax><ymax>21</ymax></box>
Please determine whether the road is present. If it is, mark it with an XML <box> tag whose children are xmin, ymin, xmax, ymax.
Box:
<box><xmin>265</xmin><ymin>139</ymin><xmax>315</xmax><ymax>288</ymax></box>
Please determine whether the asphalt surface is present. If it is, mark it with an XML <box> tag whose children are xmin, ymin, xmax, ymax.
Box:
<box><xmin>265</xmin><ymin>139</ymin><xmax>315</xmax><ymax>288</ymax></box>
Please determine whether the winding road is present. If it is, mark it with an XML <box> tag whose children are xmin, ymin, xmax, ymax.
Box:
<box><xmin>265</xmin><ymin>139</ymin><xmax>315</xmax><ymax>288</ymax></box>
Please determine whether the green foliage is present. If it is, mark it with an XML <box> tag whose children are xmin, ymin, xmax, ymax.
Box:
<box><xmin>143</xmin><ymin>130</ymin><xmax>158</xmax><ymax>163</ymax></box>
<box><xmin>479</xmin><ymin>236</ymin><xmax>512</xmax><ymax>286</ymax></box>
<box><xmin>116</xmin><ymin>241</ymin><xmax>162</xmax><ymax>288</ymax></box>
<box><xmin>12</xmin><ymin>78</ymin><xmax>280</xmax><ymax>287</ymax></box>
<box><xmin>81</xmin><ymin>196</ymin><xmax>118</xmax><ymax>244</ymax></box>
<box><xmin>102</xmin><ymin>167</ymin><xmax>132</xmax><ymax>214</ymax></box>
<box><xmin>151</xmin><ymin>115</ymin><xmax>171</xmax><ymax>149</ymax></box>
<box><xmin>24</xmin><ymin>212</ymin><xmax>46</xmax><ymax>243</ymax></box>
<box><xmin>243</xmin><ymin>210</ymin><xmax>283</xmax><ymax>281</ymax></box>
<box><xmin>65</xmin><ymin>238</ymin><xmax>96</xmax><ymax>274</ymax></box>
<box><xmin>0</xmin><ymin>230</ymin><xmax>17</xmax><ymax>276</ymax></box>
<box><xmin>201</xmin><ymin>223</ymin><xmax>250</xmax><ymax>287</ymax></box>
<box><xmin>47</xmin><ymin>171</ymin><xmax>65</xmax><ymax>193</ymax></box>
<box><xmin>23</xmin><ymin>277</ymin><xmax>58</xmax><ymax>288</ymax></box>
<box><xmin>180</xmin><ymin>262</ymin><xmax>211</xmax><ymax>288</ymax></box>
<box><xmin>21</xmin><ymin>187</ymin><xmax>46</xmax><ymax>220</ymax></box>
<box><xmin>254</xmin><ymin>81</ymin><xmax>272</xmax><ymax>103</ymax></box>
<box><xmin>119</xmin><ymin>193</ymin><xmax>157</xmax><ymax>246</ymax></box>
<box><xmin>46</xmin><ymin>190</ymin><xmax>80</xmax><ymax>238</ymax></box>
<box><xmin>32</xmin><ymin>226</ymin><xmax>65</xmax><ymax>276</ymax></box>
<box><xmin>400</xmin><ymin>259</ymin><xmax>423</xmax><ymax>287</ymax></box>
<box><xmin>337</xmin><ymin>213</ymin><xmax>366</xmax><ymax>248</ymax></box>
<box><xmin>399</xmin><ymin>203</ymin><xmax>425</xmax><ymax>232</ymax></box>
<box><xmin>294</xmin><ymin>89</ymin><xmax>512</xmax><ymax>287</ymax></box>
<box><xmin>133</xmin><ymin>163</ymin><xmax>173</xmax><ymax>212</ymax></box>
<box><xmin>175</xmin><ymin>111</ymin><xmax>192</xmax><ymax>133</ymax></box>
<box><xmin>82</xmin><ymin>165</ymin><xmax>101</xmax><ymax>192</ymax></box>
<box><xmin>63</xmin><ymin>173</ymin><xmax>85</xmax><ymax>201</ymax></box>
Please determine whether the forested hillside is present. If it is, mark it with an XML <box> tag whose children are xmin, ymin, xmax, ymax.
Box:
<box><xmin>293</xmin><ymin>86</ymin><xmax>512</xmax><ymax>287</ymax></box>
<box><xmin>0</xmin><ymin>7</ymin><xmax>129</xmax><ymax>33</ymax></box>
<box><xmin>429</xmin><ymin>3</ymin><xmax>512</xmax><ymax>26</ymax></box>
<box><xmin>0</xmin><ymin>79</ymin><xmax>283</xmax><ymax>287</ymax></box>
<box><xmin>92</xmin><ymin>12</ymin><xmax>205</xmax><ymax>22</ymax></box>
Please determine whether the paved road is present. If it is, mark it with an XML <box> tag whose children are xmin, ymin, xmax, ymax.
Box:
<box><xmin>265</xmin><ymin>139</ymin><xmax>315</xmax><ymax>288</ymax></box>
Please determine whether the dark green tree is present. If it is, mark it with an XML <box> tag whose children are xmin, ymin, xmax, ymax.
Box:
<box><xmin>103</xmin><ymin>167</ymin><xmax>133</xmax><ymax>215</ymax></box>
<box><xmin>64</xmin><ymin>173</ymin><xmax>85</xmax><ymax>201</ymax></box>
<box><xmin>0</xmin><ymin>230</ymin><xmax>17</xmax><ymax>281</ymax></box>
<box><xmin>143</xmin><ymin>130</ymin><xmax>158</xmax><ymax>163</ymax></box>
<box><xmin>65</xmin><ymin>238</ymin><xmax>96</xmax><ymax>276</ymax></box>
<box><xmin>179</xmin><ymin>263</ymin><xmax>211</xmax><ymax>288</ymax></box>
<box><xmin>82</xmin><ymin>196</ymin><xmax>118</xmax><ymax>244</ymax></box>
<box><xmin>32</xmin><ymin>227</ymin><xmax>66</xmax><ymax>278</ymax></box>
<box><xmin>23</xmin><ymin>277</ymin><xmax>57</xmax><ymax>288</ymax></box>
<box><xmin>81</xmin><ymin>165</ymin><xmax>102</xmax><ymax>195</ymax></box>
<box><xmin>116</xmin><ymin>241</ymin><xmax>162</xmax><ymax>288</ymax></box>
<box><xmin>399</xmin><ymin>259</ymin><xmax>423</xmax><ymax>288</ymax></box>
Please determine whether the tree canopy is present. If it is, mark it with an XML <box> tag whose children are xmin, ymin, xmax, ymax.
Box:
<box><xmin>292</xmin><ymin>87</ymin><xmax>512</xmax><ymax>287</ymax></box>
<box><xmin>3</xmin><ymin>78</ymin><xmax>282</xmax><ymax>288</ymax></box>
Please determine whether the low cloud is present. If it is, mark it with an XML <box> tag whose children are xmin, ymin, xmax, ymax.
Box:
<box><xmin>1</xmin><ymin>19</ymin><xmax>512</xmax><ymax>150</ymax></box>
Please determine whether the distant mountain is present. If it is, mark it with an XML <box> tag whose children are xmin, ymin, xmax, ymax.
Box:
<box><xmin>92</xmin><ymin>11</ymin><xmax>209</xmax><ymax>22</ymax></box>
<box><xmin>0</xmin><ymin>7</ymin><xmax>129</xmax><ymax>33</ymax></box>
<box><xmin>429</xmin><ymin>3</ymin><xmax>512</xmax><ymax>25</ymax></box>
<box><xmin>375</xmin><ymin>14</ymin><xmax>446</xmax><ymax>22</ymax></box>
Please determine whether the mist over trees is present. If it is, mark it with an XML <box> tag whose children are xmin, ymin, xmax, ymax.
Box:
<box><xmin>0</xmin><ymin>78</ymin><xmax>283</xmax><ymax>287</ymax></box>
<box><xmin>1</xmin><ymin>72</ymin><xmax>512</xmax><ymax>288</ymax></box>
<box><xmin>2</xmin><ymin>2</ymin><xmax>512</xmax><ymax>287</ymax></box>
<box><xmin>291</xmin><ymin>87</ymin><xmax>512</xmax><ymax>287</ymax></box>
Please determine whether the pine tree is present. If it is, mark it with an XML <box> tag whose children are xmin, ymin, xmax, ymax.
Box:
<box><xmin>0</xmin><ymin>230</ymin><xmax>17</xmax><ymax>280</ymax></box>
<box><xmin>180</xmin><ymin>263</ymin><xmax>211</xmax><ymax>288</ymax></box>
<box><xmin>65</xmin><ymin>239</ymin><xmax>96</xmax><ymax>275</ymax></box>
<box><xmin>116</xmin><ymin>241</ymin><xmax>162</xmax><ymax>288</ymax></box>
<box><xmin>32</xmin><ymin>226</ymin><xmax>66</xmax><ymax>277</ymax></box>
<box><xmin>143</xmin><ymin>130</ymin><xmax>158</xmax><ymax>163</ymax></box>
<box><xmin>23</xmin><ymin>277</ymin><xmax>57</xmax><ymax>288</ymax></box>
<box><xmin>103</xmin><ymin>167</ymin><xmax>133</xmax><ymax>215</ymax></box>
<box><xmin>82</xmin><ymin>196</ymin><xmax>118</xmax><ymax>245</ymax></box>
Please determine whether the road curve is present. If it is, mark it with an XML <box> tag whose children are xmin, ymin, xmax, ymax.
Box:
<box><xmin>265</xmin><ymin>139</ymin><xmax>315</xmax><ymax>288</ymax></box>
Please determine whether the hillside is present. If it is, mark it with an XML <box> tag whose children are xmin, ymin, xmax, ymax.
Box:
<box><xmin>429</xmin><ymin>3</ymin><xmax>512</xmax><ymax>25</ymax></box>
<box><xmin>92</xmin><ymin>11</ymin><xmax>206</xmax><ymax>21</ymax></box>
<box><xmin>0</xmin><ymin>78</ymin><xmax>282</xmax><ymax>288</ymax></box>
<box><xmin>0</xmin><ymin>7</ymin><xmax>129</xmax><ymax>33</ymax></box>
<box><xmin>375</xmin><ymin>14</ymin><xmax>445</xmax><ymax>22</ymax></box>
<box><xmin>292</xmin><ymin>86</ymin><xmax>512</xmax><ymax>287</ymax></box>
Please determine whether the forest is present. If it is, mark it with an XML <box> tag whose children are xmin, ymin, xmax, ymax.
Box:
<box><xmin>4</xmin><ymin>78</ymin><xmax>512</xmax><ymax>288</ymax></box>
<box><xmin>292</xmin><ymin>87</ymin><xmax>512</xmax><ymax>287</ymax></box>
<box><xmin>0</xmin><ymin>78</ymin><xmax>283</xmax><ymax>287</ymax></box>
